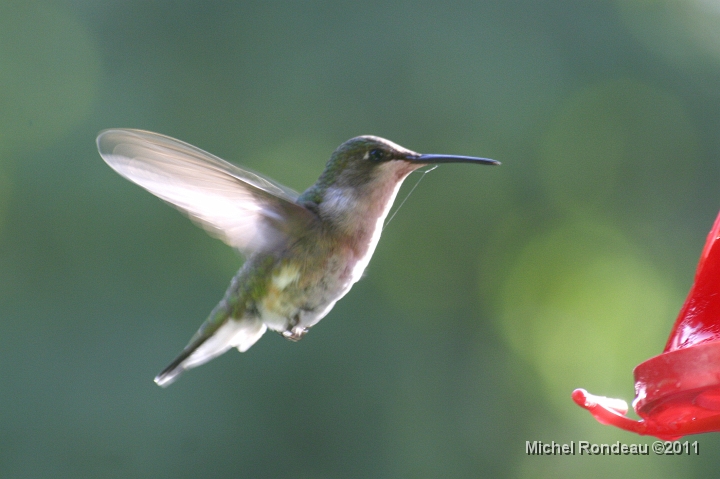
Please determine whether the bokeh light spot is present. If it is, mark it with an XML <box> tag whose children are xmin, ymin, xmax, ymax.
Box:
<box><xmin>496</xmin><ymin>221</ymin><xmax>680</xmax><ymax>409</ymax></box>
<box><xmin>618</xmin><ymin>0</ymin><xmax>720</xmax><ymax>70</ymax></box>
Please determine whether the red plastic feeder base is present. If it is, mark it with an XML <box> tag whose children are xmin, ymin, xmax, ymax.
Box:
<box><xmin>635</xmin><ymin>341</ymin><xmax>720</xmax><ymax>436</ymax></box>
<box><xmin>574</xmin><ymin>210</ymin><xmax>720</xmax><ymax>439</ymax></box>
<box><xmin>574</xmin><ymin>341</ymin><xmax>720</xmax><ymax>440</ymax></box>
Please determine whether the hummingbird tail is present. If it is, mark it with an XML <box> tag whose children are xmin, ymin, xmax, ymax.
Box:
<box><xmin>154</xmin><ymin>317</ymin><xmax>267</xmax><ymax>387</ymax></box>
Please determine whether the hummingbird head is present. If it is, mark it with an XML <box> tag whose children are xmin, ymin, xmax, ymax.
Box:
<box><xmin>317</xmin><ymin>136</ymin><xmax>424</xmax><ymax>189</ymax></box>
<box><xmin>298</xmin><ymin>136</ymin><xmax>498</xmax><ymax>234</ymax></box>
<box><xmin>309</xmin><ymin>135</ymin><xmax>499</xmax><ymax>191</ymax></box>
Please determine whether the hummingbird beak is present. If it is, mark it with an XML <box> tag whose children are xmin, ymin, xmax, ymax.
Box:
<box><xmin>404</xmin><ymin>153</ymin><xmax>500</xmax><ymax>166</ymax></box>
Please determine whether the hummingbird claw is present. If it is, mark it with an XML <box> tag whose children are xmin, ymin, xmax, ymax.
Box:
<box><xmin>279</xmin><ymin>313</ymin><xmax>308</xmax><ymax>341</ymax></box>
<box><xmin>282</xmin><ymin>326</ymin><xmax>308</xmax><ymax>342</ymax></box>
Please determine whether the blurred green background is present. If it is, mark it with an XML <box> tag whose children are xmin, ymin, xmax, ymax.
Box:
<box><xmin>2</xmin><ymin>1</ymin><xmax>720</xmax><ymax>477</ymax></box>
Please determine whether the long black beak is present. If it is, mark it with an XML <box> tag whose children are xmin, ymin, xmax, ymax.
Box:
<box><xmin>406</xmin><ymin>154</ymin><xmax>500</xmax><ymax>166</ymax></box>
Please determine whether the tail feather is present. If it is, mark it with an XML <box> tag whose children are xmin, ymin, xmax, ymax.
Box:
<box><xmin>154</xmin><ymin>318</ymin><xmax>267</xmax><ymax>387</ymax></box>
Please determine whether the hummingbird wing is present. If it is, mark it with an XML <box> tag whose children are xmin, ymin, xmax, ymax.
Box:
<box><xmin>97</xmin><ymin>129</ymin><xmax>316</xmax><ymax>255</ymax></box>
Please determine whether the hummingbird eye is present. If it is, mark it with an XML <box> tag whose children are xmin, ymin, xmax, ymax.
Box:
<box><xmin>368</xmin><ymin>148</ymin><xmax>385</xmax><ymax>162</ymax></box>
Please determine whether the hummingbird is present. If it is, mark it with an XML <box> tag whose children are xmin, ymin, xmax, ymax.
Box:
<box><xmin>97</xmin><ymin>129</ymin><xmax>499</xmax><ymax>386</ymax></box>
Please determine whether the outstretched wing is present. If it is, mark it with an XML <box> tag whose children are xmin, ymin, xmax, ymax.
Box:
<box><xmin>97</xmin><ymin>129</ymin><xmax>316</xmax><ymax>255</ymax></box>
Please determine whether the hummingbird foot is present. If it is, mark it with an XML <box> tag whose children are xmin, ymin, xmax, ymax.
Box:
<box><xmin>281</xmin><ymin>325</ymin><xmax>308</xmax><ymax>342</ymax></box>
<box><xmin>279</xmin><ymin>312</ymin><xmax>309</xmax><ymax>341</ymax></box>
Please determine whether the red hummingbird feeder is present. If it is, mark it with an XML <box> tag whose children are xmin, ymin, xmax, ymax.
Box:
<box><xmin>573</xmin><ymin>210</ymin><xmax>720</xmax><ymax>440</ymax></box>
